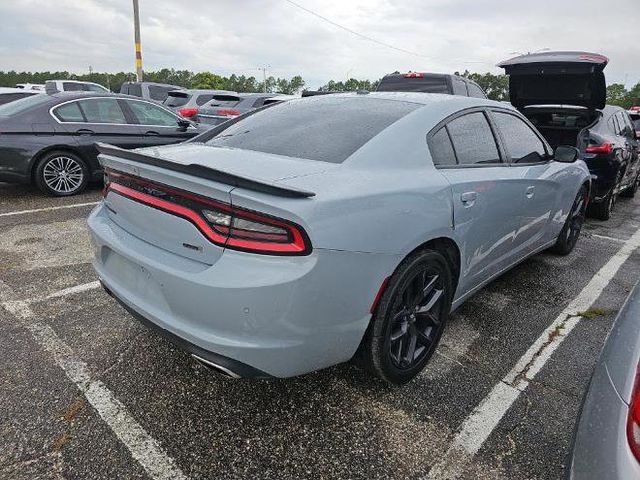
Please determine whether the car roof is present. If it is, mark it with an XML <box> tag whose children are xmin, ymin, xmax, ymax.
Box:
<box><xmin>171</xmin><ymin>89</ymin><xmax>237</xmax><ymax>95</ymax></box>
<box><xmin>48</xmin><ymin>91</ymin><xmax>153</xmax><ymax>102</ymax></box>
<box><xmin>322</xmin><ymin>91</ymin><xmax>503</xmax><ymax>108</ymax></box>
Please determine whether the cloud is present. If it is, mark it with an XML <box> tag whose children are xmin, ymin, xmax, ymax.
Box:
<box><xmin>0</xmin><ymin>0</ymin><xmax>638</xmax><ymax>88</ymax></box>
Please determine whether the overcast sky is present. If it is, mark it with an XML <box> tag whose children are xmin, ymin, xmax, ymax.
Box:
<box><xmin>1</xmin><ymin>0</ymin><xmax>639</xmax><ymax>89</ymax></box>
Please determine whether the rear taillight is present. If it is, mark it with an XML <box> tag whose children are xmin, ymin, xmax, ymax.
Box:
<box><xmin>103</xmin><ymin>169</ymin><xmax>311</xmax><ymax>256</ymax></box>
<box><xmin>216</xmin><ymin>108</ymin><xmax>241</xmax><ymax>117</ymax></box>
<box><xmin>627</xmin><ymin>368</ymin><xmax>640</xmax><ymax>462</ymax></box>
<box><xmin>177</xmin><ymin>107</ymin><xmax>198</xmax><ymax>118</ymax></box>
<box><xmin>403</xmin><ymin>72</ymin><xmax>424</xmax><ymax>78</ymax></box>
<box><xmin>585</xmin><ymin>143</ymin><xmax>613</xmax><ymax>154</ymax></box>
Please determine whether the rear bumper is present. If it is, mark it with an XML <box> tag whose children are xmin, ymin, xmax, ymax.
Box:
<box><xmin>88</xmin><ymin>203</ymin><xmax>399</xmax><ymax>377</ymax></box>
<box><xmin>101</xmin><ymin>281</ymin><xmax>271</xmax><ymax>378</ymax></box>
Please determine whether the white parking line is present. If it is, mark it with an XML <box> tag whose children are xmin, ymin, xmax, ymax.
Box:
<box><xmin>0</xmin><ymin>202</ymin><xmax>99</xmax><ymax>218</ymax></box>
<box><xmin>1</xmin><ymin>283</ymin><xmax>187</xmax><ymax>480</ymax></box>
<box><xmin>426</xmin><ymin>226</ymin><xmax>640</xmax><ymax>479</ymax></box>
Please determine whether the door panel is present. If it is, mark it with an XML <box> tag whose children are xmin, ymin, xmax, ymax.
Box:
<box><xmin>440</xmin><ymin>167</ymin><xmax>524</xmax><ymax>295</ymax></box>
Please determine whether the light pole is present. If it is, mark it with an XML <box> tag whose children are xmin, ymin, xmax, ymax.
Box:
<box><xmin>133</xmin><ymin>0</ymin><xmax>143</xmax><ymax>82</ymax></box>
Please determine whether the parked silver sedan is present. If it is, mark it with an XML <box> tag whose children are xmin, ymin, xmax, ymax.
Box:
<box><xmin>569</xmin><ymin>281</ymin><xmax>640</xmax><ymax>479</ymax></box>
<box><xmin>88</xmin><ymin>92</ymin><xmax>591</xmax><ymax>384</ymax></box>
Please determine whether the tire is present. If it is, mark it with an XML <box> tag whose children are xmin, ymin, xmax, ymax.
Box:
<box><xmin>34</xmin><ymin>150</ymin><xmax>89</xmax><ymax>197</ymax></box>
<box><xmin>359</xmin><ymin>249</ymin><xmax>453</xmax><ymax>385</ymax></box>
<box><xmin>588</xmin><ymin>190</ymin><xmax>615</xmax><ymax>221</ymax></box>
<box><xmin>550</xmin><ymin>185</ymin><xmax>588</xmax><ymax>255</ymax></box>
<box><xmin>620</xmin><ymin>173</ymin><xmax>639</xmax><ymax>198</ymax></box>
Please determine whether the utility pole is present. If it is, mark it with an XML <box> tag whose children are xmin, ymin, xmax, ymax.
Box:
<box><xmin>258</xmin><ymin>66</ymin><xmax>269</xmax><ymax>93</ymax></box>
<box><xmin>133</xmin><ymin>0</ymin><xmax>143</xmax><ymax>82</ymax></box>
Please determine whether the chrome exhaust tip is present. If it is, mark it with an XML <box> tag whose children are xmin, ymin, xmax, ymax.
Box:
<box><xmin>191</xmin><ymin>354</ymin><xmax>241</xmax><ymax>379</ymax></box>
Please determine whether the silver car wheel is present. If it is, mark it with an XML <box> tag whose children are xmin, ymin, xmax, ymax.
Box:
<box><xmin>42</xmin><ymin>156</ymin><xmax>84</xmax><ymax>194</ymax></box>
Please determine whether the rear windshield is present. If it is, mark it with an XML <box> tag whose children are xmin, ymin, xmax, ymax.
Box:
<box><xmin>0</xmin><ymin>92</ymin><xmax>36</xmax><ymax>106</ymax></box>
<box><xmin>164</xmin><ymin>92</ymin><xmax>191</xmax><ymax>107</ymax></box>
<box><xmin>204</xmin><ymin>96</ymin><xmax>420</xmax><ymax>163</ymax></box>
<box><xmin>0</xmin><ymin>94</ymin><xmax>50</xmax><ymax>116</ymax></box>
<box><xmin>377</xmin><ymin>75</ymin><xmax>450</xmax><ymax>94</ymax></box>
<box><xmin>634</xmin><ymin>119</ymin><xmax>640</xmax><ymax>130</ymax></box>
<box><xmin>204</xmin><ymin>95</ymin><xmax>241</xmax><ymax>108</ymax></box>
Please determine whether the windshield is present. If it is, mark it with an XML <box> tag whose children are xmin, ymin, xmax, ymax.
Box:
<box><xmin>204</xmin><ymin>96</ymin><xmax>420</xmax><ymax>163</ymax></box>
<box><xmin>0</xmin><ymin>93</ymin><xmax>51</xmax><ymax>116</ymax></box>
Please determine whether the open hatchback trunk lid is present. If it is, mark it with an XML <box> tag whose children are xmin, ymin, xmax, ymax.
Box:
<box><xmin>498</xmin><ymin>51</ymin><xmax>608</xmax><ymax>110</ymax></box>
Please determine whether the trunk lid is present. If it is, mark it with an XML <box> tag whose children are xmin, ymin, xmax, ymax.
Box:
<box><xmin>97</xmin><ymin>143</ymin><xmax>327</xmax><ymax>263</ymax></box>
<box><xmin>498</xmin><ymin>51</ymin><xmax>608</xmax><ymax>110</ymax></box>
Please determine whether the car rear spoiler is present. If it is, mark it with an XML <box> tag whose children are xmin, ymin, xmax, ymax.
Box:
<box><xmin>95</xmin><ymin>143</ymin><xmax>316</xmax><ymax>198</ymax></box>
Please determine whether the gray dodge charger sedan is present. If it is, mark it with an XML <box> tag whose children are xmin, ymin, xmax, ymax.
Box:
<box><xmin>88</xmin><ymin>92</ymin><xmax>591</xmax><ymax>384</ymax></box>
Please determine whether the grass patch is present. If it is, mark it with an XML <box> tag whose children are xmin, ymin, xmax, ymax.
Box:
<box><xmin>577</xmin><ymin>307</ymin><xmax>612</xmax><ymax>319</ymax></box>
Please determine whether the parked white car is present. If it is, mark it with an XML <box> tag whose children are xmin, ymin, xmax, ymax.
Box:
<box><xmin>45</xmin><ymin>80</ymin><xmax>109</xmax><ymax>94</ymax></box>
<box><xmin>15</xmin><ymin>83</ymin><xmax>45</xmax><ymax>91</ymax></box>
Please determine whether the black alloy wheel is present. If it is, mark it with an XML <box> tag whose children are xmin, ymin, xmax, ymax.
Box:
<box><xmin>359</xmin><ymin>249</ymin><xmax>453</xmax><ymax>385</ymax></box>
<box><xmin>551</xmin><ymin>185</ymin><xmax>588</xmax><ymax>255</ymax></box>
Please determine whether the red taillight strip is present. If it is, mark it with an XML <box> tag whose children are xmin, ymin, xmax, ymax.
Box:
<box><xmin>108</xmin><ymin>183</ymin><xmax>229</xmax><ymax>246</ymax></box>
<box><xmin>105</xmin><ymin>170</ymin><xmax>311</xmax><ymax>255</ymax></box>
<box><xmin>627</xmin><ymin>367</ymin><xmax>640</xmax><ymax>462</ymax></box>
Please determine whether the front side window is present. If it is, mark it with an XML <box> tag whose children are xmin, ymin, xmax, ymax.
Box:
<box><xmin>54</xmin><ymin>102</ymin><xmax>85</xmax><ymax>122</ymax></box>
<box><xmin>126</xmin><ymin>100</ymin><xmax>179</xmax><ymax>126</ymax></box>
<box><xmin>446</xmin><ymin>112</ymin><xmax>501</xmax><ymax>165</ymax></box>
<box><xmin>77</xmin><ymin>98</ymin><xmax>126</xmax><ymax>124</ymax></box>
<box><xmin>429</xmin><ymin>127</ymin><xmax>457</xmax><ymax>166</ymax></box>
<box><xmin>493</xmin><ymin>111</ymin><xmax>546</xmax><ymax>163</ymax></box>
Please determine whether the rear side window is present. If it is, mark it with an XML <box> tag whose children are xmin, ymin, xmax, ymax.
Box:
<box><xmin>63</xmin><ymin>82</ymin><xmax>86</xmax><ymax>91</ymax></box>
<box><xmin>608</xmin><ymin>115</ymin><xmax>621</xmax><ymax>135</ymax></box>
<box><xmin>467</xmin><ymin>83</ymin><xmax>487</xmax><ymax>98</ymax></box>
<box><xmin>493</xmin><ymin>111</ymin><xmax>546</xmax><ymax>163</ymax></box>
<box><xmin>429</xmin><ymin>127</ymin><xmax>457</xmax><ymax>166</ymax></box>
<box><xmin>77</xmin><ymin>98</ymin><xmax>127</xmax><ymax>123</ymax></box>
<box><xmin>164</xmin><ymin>92</ymin><xmax>191</xmax><ymax>107</ymax></box>
<box><xmin>54</xmin><ymin>102</ymin><xmax>85</xmax><ymax>122</ymax></box>
<box><xmin>377</xmin><ymin>75</ymin><xmax>450</xmax><ymax>94</ymax></box>
<box><xmin>452</xmin><ymin>78</ymin><xmax>468</xmax><ymax>96</ymax></box>
<box><xmin>126</xmin><ymin>84</ymin><xmax>142</xmax><ymax>97</ymax></box>
<box><xmin>447</xmin><ymin>112</ymin><xmax>501</xmax><ymax>165</ymax></box>
<box><xmin>205</xmin><ymin>97</ymin><xmax>420</xmax><ymax>163</ymax></box>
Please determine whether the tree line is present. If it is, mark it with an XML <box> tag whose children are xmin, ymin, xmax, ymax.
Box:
<box><xmin>0</xmin><ymin>69</ymin><xmax>638</xmax><ymax>107</ymax></box>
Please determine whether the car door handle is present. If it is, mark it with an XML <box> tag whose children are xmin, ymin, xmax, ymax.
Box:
<box><xmin>525</xmin><ymin>186</ymin><xmax>535</xmax><ymax>198</ymax></box>
<box><xmin>460</xmin><ymin>191</ymin><xmax>477</xmax><ymax>206</ymax></box>
<box><xmin>144</xmin><ymin>131</ymin><xmax>160</xmax><ymax>136</ymax></box>
<box><xmin>75</xmin><ymin>128</ymin><xmax>94</xmax><ymax>135</ymax></box>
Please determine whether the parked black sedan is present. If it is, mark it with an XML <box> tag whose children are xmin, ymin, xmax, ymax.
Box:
<box><xmin>0</xmin><ymin>92</ymin><xmax>206</xmax><ymax>196</ymax></box>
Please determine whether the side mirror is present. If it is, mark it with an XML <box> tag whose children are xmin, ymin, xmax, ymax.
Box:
<box><xmin>554</xmin><ymin>145</ymin><xmax>579</xmax><ymax>163</ymax></box>
<box><xmin>177</xmin><ymin>119</ymin><xmax>191</xmax><ymax>130</ymax></box>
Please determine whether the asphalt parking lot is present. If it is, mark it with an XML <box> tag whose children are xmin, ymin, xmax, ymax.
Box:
<box><xmin>1</xmin><ymin>181</ymin><xmax>639</xmax><ymax>480</ymax></box>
